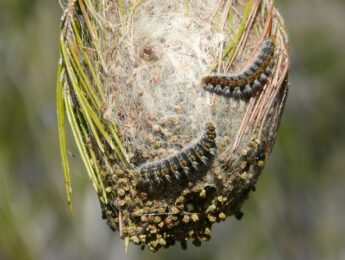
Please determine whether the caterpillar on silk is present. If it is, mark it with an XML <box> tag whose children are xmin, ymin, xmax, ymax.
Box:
<box><xmin>202</xmin><ymin>38</ymin><xmax>275</xmax><ymax>98</ymax></box>
<box><xmin>137</xmin><ymin>123</ymin><xmax>217</xmax><ymax>191</ymax></box>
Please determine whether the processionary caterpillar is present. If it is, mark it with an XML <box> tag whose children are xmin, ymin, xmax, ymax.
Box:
<box><xmin>137</xmin><ymin>123</ymin><xmax>217</xmax><ymax>191</ymax></box>
<box><xmin>202</xmin><ymin>38</ymin><xmax>275</xmax><ymax>98</ymax></box>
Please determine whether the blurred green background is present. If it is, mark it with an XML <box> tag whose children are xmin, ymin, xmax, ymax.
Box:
<box><xmin>1</xmin><ymin>0</ymin><xmax>345</xmax><ymax>259</ymax></box>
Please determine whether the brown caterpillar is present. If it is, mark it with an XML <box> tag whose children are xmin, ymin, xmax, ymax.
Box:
<box><xmin>137</xmin><ymin>123</ymin><xmax>217</xmax><ymax>191</ymax></box>
<box><xmin>202</xmin><ymin>38</ymin><xmax>275</xmax><ymax>98</ymax></box>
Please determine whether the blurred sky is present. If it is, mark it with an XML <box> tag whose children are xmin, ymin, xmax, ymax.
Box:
<box><xmin>1</xmin><ymin>0</ymin><xmax>345</xmax><ymax>259</ymax></box>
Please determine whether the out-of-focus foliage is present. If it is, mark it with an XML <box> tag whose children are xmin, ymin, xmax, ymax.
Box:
<box><xmin>0</xmin><ymin>0</ymin><xmax>345</xmax><ymax>259</ymax></box>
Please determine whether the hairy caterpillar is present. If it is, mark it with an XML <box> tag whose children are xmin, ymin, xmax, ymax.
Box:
<box><xmin>202</xmin><ymin>38</ymin><xmax>275</xmax><ymax>98</ymax></box>
<box><xmin>137</xmin><ymin>123</ymin><xmax>217</xmax><ymax>191</ymax></box>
